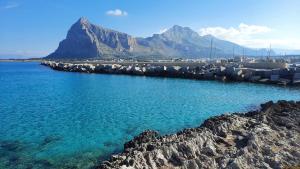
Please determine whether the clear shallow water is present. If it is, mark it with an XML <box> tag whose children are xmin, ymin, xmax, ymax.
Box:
<box><xmin>0</xmin><ymin>62</ymin><xmax>300</xmax><ymax>168</ymax></box>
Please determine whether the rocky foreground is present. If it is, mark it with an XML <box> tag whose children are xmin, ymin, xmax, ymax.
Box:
<box><xmin>99</xmin><ymin>101</ymin><xmax>300</xmax><ymax>169</ymax></box>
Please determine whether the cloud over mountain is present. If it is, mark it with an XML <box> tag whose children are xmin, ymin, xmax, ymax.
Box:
<box><xmin>199</xmin><ymin>23</ymin><xmax>300</xmax><ymax>49</ymax></box>
<box><xmin>106</xmin><ymin>9</ymin><xmax>128</xmax><ymax>16</ymax></box>
<box><xmin>199</xmin><ymin>23</ymin><xmax>272</xmax><ymax>48</ymax></box>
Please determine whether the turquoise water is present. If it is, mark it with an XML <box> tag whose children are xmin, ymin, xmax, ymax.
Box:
<box><xmin>1</xmin><ymin>62</ymin><xmax>300</xmax><ymax>168</ymax></box>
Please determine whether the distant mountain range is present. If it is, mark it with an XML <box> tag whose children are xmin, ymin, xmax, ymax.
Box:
<box><xmin>46</xmin><ymin>17</ymin><xmax>276</xmax><ymax>59</ymax></box>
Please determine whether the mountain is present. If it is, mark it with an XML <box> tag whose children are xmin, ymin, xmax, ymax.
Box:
<box><xmin>46</xmin><ymin>17</ymin><xmax>274</xmax><ymax>59</ymax></box>
<box><xmin>47</xmin><ymin>18</ymin><xmax>141</xmax><ymax>59</ymax></box>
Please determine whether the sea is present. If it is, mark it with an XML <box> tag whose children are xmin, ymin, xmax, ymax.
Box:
<box><xmin>1</xmin><ymin>62</ymin><xmax>300</xmax><ymax>168</ymax></box>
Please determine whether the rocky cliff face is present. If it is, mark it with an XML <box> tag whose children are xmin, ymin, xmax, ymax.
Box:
<box><xmin>99</xmin><ymin>100</ymin><xmax>300</xmax><ymax>169</ymax></box>
<box><xmin>46</xmin><ymin>17</ymin><xmax>275</xmax><ymax>59</ymax></box>
<box><xmin>47</xmin><ymin>18</ymin><xmax>141</xmax><ymax>59</ymax></box>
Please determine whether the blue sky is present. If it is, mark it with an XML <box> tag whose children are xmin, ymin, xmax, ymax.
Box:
<box><xmin>0</xmin><ymin>0</ymin><xmax>300</xmax><ymax>57</ymax></box>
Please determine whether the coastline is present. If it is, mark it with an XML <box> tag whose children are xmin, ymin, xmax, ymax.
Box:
<box><xmin>3</xmin><ymin>61</ymin><xmax>300</xmax><ymax>169</ymax></box>
<box><xmin>39</xmin><ymin>61</ymin><xmax>300</xmax><ymax>168</ymax></box>
<box><xmin>99</xmin><ymin>100</ymin><xmax>300</xmax><ymax>169</ymax></box>
<box><xmin>41</xmin><ymin>60</ymin><xmax>300</xmax><ymax>87</ymax></box>
<box><xmin>0</xmin><ymin>59</ymin><xmax>42</xmax><ymax>62</ymax></box>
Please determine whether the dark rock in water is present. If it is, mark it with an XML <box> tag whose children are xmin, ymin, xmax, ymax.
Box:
<box><xmin>60</xmin><ymin>165</ymin><xmax>80</xmax><ymax>169</ymax></box>
<box><xmin>33</xmin><ymin>159</ymin><xmax>53</xmax><ymax>168</ymax></box>
<box><xmin>0</xmin><ymin>138</ymin><xmax>100</xmax><ymax>169</ymax></box>
<box><xmin>99</xmin><ymin>101</ymin><xmax>300</xmax><ymax>169</ymax></box>
<box><xmin>103</xmin><ymin>141</ymin><xmax>119</xmax><ymax>148</ymax></box>
<box><xmin>124</xmin><ymin>126</ymin><xmax>138</xmax><ymax>136</ymax></box>
<box><xmin>8</xmin><ymin>153</ymin><xmax>20</xmax><ymax>164</ymax></box>
<box><xmin>0</xmin><ymin>140</ymin><xmax>24</xmax><ymax>152</ymax></box>
<box><xmin>40</xmin><ymin>135</ymin><xmax>61</xmax><ymax>147</ymax></box>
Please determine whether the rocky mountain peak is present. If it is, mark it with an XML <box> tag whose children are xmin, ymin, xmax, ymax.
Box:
<box><xmin>46</xmin><ymin>17</ymin><xmax>273</xmax><ymax>59</ymax></box>
<box><xmin>77</xmin><ymin>17</ymin><xmax>89</xmax><ymax>25</ymax></box>
<box><xmin>167</xmin><ymin>25</ymin><xmax>193</xmax><ymax>32</ymax></box>
<box><xmin>72</xmin><ymin>17</ymin><xmax>91</xmax><ymax>30</ymax></box>
<box><xmin>161</xmin><ymin>25</ymin><xmax>200</xmax><ymax>42</ymax></box>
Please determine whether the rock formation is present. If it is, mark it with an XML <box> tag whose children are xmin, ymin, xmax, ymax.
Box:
<box><xmin>41</xmin><ymin>61</ymin><xmax>300</xmax><ymax>86</ymax></box>
<box><xmin>47</xmin><ymin>17</ymin><xmax>142</xmax><ymax>59</ymax></box>
<box><xmin>99</xmin><ymin>100</ymin><xmax>300</xmax><ymax>169</ymax></box>
<box><xmin>46</xmin><ymin>17</ymin><xmax>273</xmax><ymax>59</ymax></box>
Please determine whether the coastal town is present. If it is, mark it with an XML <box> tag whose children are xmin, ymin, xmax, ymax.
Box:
<box><xmin>42</xmin><ymin>56</ymin><xmax>300</xmax><ymax>86</ymax></box>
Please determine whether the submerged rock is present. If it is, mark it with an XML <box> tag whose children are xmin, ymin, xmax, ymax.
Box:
<box><xmin>0</xmin><ymin>140</ymin><xmax>24</xmax><ymax>152</ymax></box>
<box><xmin>40</xmin><ymin>135</ymin><xmax>62</xmax><ymax>147</ymax></box>
<box><xmin>99</xmin><ymin>101</ymin><xmax>300</xmax><ymax>169</ymax></box>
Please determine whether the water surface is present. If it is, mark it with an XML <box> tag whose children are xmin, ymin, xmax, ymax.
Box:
<box><xmin>1</xmin><ymin>62</ymin><xmax>299</xmax><ymax>168</ymax></box>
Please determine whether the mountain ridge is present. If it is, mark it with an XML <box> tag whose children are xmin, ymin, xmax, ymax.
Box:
<box><xmin>46</xmin><ymin>17</ymin><xmax>274</xmax><ymax>59</ymax></box>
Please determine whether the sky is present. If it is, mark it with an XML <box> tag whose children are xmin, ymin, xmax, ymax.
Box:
<box><xmin>0</xmin><ymin>0</ymin><xmax>300</xmax><ymax>58</ymax></box>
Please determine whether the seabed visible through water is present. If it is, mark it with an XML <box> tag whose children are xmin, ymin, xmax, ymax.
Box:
<box><xmin>1</xmin><ymin>62</ymin><xmax>300</xmax><ymax>168</ymax></box>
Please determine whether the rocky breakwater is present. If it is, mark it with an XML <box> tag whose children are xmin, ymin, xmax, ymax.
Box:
<box><xmin>99</xmin><ymin>100</ymin><xmax>300</xmax><ymax>169</ymax></box>
<box><xmin>41</xmin><ymin>61</ymin><xmax>300</xmax><ymax>86</ymax></box>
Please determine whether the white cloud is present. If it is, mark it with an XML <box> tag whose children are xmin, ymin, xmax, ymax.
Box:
<box><xmin>4</xmin><ymin>2</ymin><xmax>20</xmax><ymax>9</ymax></box>
<box><xmin>199</xmin><ymin>23</ymin><xmax>300</xmax><ymax>49</ymax></box>
<box><xmin>159</xmin><ymin>28</ymin><xmax>168</xmax><ymax>34</ymax></box>
<box><xmin>106</xmin><ymin>9</ymin><xmax>128</xmax><ymax>16</ymax></box>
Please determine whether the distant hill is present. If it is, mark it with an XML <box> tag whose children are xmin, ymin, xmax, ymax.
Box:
<box><xmin>46</xmin><ymin>17</ymin><xmax>274</xmax><ymax>59</ymax></box>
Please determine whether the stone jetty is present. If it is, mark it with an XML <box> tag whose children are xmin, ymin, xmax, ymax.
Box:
<box><xmin>98</xmin><ymin>100</ymin><xmax>300</xmax><ymax>169</ymax></box>
<box><xmin>41</xmin><ymin>61</ymin><xmax>300</xmax><ymax>86</ymax></box>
